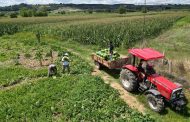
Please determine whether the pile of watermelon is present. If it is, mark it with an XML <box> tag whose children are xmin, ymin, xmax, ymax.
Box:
<box><xmin>96</xmin><ymin>49</ymin><xmax>120</xmax><ymax>61</ymax></box>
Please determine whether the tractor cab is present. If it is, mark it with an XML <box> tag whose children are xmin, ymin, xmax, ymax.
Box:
<box><xmin>124</xmin><ymin>48</ymin><xmax>164</xmax><ymax>74</ymax></box>
<box><xmin>120</xmin><ymin>48</ymin><xmax>187</xmax><ymax>113</ymax></box>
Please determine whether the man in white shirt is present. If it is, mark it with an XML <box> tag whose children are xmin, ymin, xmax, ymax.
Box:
<box><xmin>62</xmin><ymin>53</ymin><xmax>70</xmax><ymax>73</ymax></box>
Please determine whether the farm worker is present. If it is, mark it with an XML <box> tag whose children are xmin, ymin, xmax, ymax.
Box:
<box><xmin>146</xmin><ymin>60</ymin><xmax>156</xmax><ymax>75</ymax></box>
<box><xmin>139</xmin><ymin>59</ymin><xmax>148</xmax><ymax>82</ymax></box>
<box><xmin>139</xmin><ymin>59</ymin><xmax>156</xmax><ymax>81</ymax></box>
<box><xmin>48</xmin><ymin>64</ymin><xmax>57</xmax><ymax>77</ymax></box>
<box><xmin>109</xmin><ymin>41</ymin><xmax>114</xmax><ymax>60</ymax></box>
<box><xmin>62</xmin><ymin>53</ymin><xmax>70</xmax><ymax>73</ymax></box>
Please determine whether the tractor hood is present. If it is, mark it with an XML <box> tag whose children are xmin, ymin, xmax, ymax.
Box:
<box><xmin>151</xmin><ymin>75</ymin><xmax>182</xmax><ymax>91</ymax></box>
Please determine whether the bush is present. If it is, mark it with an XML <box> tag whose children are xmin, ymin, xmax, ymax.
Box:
<box><xmin>34</xmin><ymin>11</ymin><xmax>48</xmax><ymax>17</ymax></box>
<box><xmin>87</xmin><ymin>9</ymin><xmax>93</xmax><ymax>14</ymax></box>
<box><xmin>24</xmin><ymin>53</ymin><xmax>32</xmax><ymax>58</ymax></box>
<box><xmin>0</xmin><ymin>13</ymin><xmax>5</xmax><ymax>17</ymax></box>
<box><xmin>20</xmin><ymin>7</ymin><xmax>33</xmax><ymax>17</ymax></box>
<box><xmin>118</xmin><ymin>6</ymin><xmax>126</xmax><ymax>14</ymax></box>
<box><xmin>142</xmin><ymin>7</ymin><xmax>148</xmax><ymax>13</ymax></box>
<box><xmin>10</xmin><ymin>12</ymin><xmax>18</xmax><ymax>18</ymax></box>
<box><xmin>59</xmin><ymin>11</ymin><xmax>66</xmax><ymax>14</ymax></box>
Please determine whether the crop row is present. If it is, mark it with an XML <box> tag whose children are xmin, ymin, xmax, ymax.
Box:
<box><xmin>24</xmin><ymin>14</ymin><xmax>183</xmax><ymax>48</ymax></box>
<box><xmin>56</xmin><ymin>15</ymin><xmax>183</xmax><ymax>48</ymax></box>
<box><xmin>0</xmin><ymin>24</ymin><xmax>22</xmax><ymax>36</ymax></box>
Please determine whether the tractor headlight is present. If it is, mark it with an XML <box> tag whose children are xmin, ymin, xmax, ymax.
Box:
<box><xmin>171</xmin><ymin>89</ymin><xmax>183</xmax><ymax>100</ymax></box>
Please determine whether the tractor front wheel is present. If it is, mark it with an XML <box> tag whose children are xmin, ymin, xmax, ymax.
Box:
<box><xmin>120</xmin><ymin>69</ymin><xmax>138</xmax><ymax>92</ymax></box>
<box><xmin>147</xmin><ymin>94</ymin><xmax>165</xmax><ymax>113</ymax></box>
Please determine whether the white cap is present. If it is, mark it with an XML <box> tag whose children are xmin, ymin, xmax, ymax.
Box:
<box><xmin>64</xmin><ymin>53</ymin><xmax>69</xmax><ymax>56</ymax></box>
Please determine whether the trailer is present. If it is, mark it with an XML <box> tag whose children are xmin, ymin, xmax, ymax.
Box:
<box><xmin>92</xmin><ymin>54</ymin><xmax>129</xmax><ymax>69</ymax></box>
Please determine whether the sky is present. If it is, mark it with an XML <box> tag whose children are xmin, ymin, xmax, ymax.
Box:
<box><xmin>0</xmin><ymin>0</ymin><xmax>189</xmax><ymax>7</ymax></box>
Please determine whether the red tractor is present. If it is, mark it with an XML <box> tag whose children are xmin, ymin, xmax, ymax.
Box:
<box><xmin>120</xmin><ymin>48</ymin><xmax>187</xmax><ymax>113</ymax></box>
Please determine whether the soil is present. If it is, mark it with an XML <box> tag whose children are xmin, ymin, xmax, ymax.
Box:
<box><xmin>19</xmin><ymin>51</ymin><xmax>58</xmax><ymax>69</ymax></box>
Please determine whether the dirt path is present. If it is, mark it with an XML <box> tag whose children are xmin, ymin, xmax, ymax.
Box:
<box><xmin>92</xmin><ymin>68</ymin><xmax>145</xmax><ymax>113</ymax></box>
<box><xmin>66</xmin><ymin>46</ymin><xmax>146</xmax><ymax>113</ymax></box>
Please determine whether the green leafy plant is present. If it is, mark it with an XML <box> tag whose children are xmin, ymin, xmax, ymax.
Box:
<box><xmin>35</xmin><ymin>49</ymin><xmax>43</xmax><ymax>66</ymax></box>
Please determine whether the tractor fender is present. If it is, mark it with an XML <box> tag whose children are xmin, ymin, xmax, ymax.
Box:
<box><xmin>122</xmin><ymin>64</ymin><xmax>138</xmax><ymax>72</ymax></box>
<box><xmin>145</xmin><ymin>89</ymin><xmax>161</xmax><ymax>96</ymax></box>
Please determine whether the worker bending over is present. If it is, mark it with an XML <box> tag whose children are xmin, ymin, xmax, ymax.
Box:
<box><xmin>48</xmin><ymin>64</ymin><xmax>57</xmax><ymax>77</ymax></box>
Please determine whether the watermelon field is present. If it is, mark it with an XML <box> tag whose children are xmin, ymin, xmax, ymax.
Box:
<box><xmin>0</xmin><ymin>11</ymin><xmax>190</xmax><ymax>122</ymax></box>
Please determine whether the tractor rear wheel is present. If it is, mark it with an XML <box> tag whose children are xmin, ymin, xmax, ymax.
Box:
<box><xmin>147</xmin><ymin>94</ymin><xmax>165</xmax><ymax>113</ymax></box>
<box><xmin>120</xmin><ymin>69</ymin><xmax>138</xmax><ymax>92</ymax></box>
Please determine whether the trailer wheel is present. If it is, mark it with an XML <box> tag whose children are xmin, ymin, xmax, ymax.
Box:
<box><xmin>147</xmin><ymin>94</ymin><xmax>165</xmax><ymax>113</ymax></box>
<box><xmin>120</xmin><ymin>69</ymin><xmax>138</xmax><ymax>92</ymax></box>
<box><xmin>94</xmin><ymin>61</ymin><xmax>102</xmax><ymax>70</ymax></box>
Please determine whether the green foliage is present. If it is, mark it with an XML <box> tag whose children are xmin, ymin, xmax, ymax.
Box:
<box><xmin>34</xmin><ymin>11</ymin><xmax>48</xmax><ymax>17</ymax></box>
<box><xmin>0</xmin><ymin>52</ymin><xmax>7</xmax><ymax>62</ymax></box>
<box><xmin>20</xmin><ymin>7</ymin><xmax>33</xmax><ymax>17</ymax></box>
<box><xmin>87</xmin><ymin>9</ymin><xmax>93</xmax><ymax>14</ymax></box>
<box><xmin>0</xmin><ymin>24</ymin><xmax>22</xmax><ymax>36</ymax></box>
<box><xmin>142</xmin><ymin>7</ymin><xmax>148</xmax><ymax>13</ymax></box>
<box><xmin>13</xmin><ymin>53</ymin><xmax>20</xmax><ymax>65</ymax></box>
<box><xmin>118</xmin><ymin>6</ymin><xmax>126</xmax><ymax>14</ymax></box>
<box><xmin>19</xmin><ymin>6</ymin><xmax>48</xmax><ymax>17</ymax></box>
<box><xmin>24</xmin><ymin>53</ymin><xmax>32</xmax><ymax>58</ymax></box>
<box><xmin>0</xmin><ymin>66</ymin><xmax>47</xmax><ymax>86</ymax></box>
<box><xmin>35</xmin><ymin>31</ymin><xmax>41</xmax><ymax>44</ymax></box>
<box><xmin>10</xmin><ymin>12</ymin><xmax>18</xmax><ymax>18</ymax></box>
<box><xmin>39</xmin><ymin>15</ymin><xmax>181</xmax><ymax>48</ymax></box>
<box><xmin>35</xmin><ymin>49</ymin><xmax>43</xmax><ymax>66</ymax></box>
<box><xmin>0</xmin><ymin>12</ymin><xmax>5</xmax><ymax>17</ymax></box>
<box><xmin>58</xmin><ymin>11</ymin><xmax>66</xmax><ymax>14</ymax></box>
<box><xmin>0</xmin><ymin>75</ymin><xmax>154</xmax><ymax>121</ymax></box>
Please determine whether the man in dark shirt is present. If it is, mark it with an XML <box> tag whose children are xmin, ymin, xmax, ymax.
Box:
<box><xmin>109</xmin><ymin>41</ymin><xmax>114</xmax><ymax>60</ymax></box>
<box><xmin>48</xmin><ymin>64</ymin><xmax>57</xmax><ymax>77</ymax></box>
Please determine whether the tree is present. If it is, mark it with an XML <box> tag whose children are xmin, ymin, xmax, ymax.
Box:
<box><xmin>87</xmin><ymin>9</ymin><xmax>93</xmax><ymax>14</ymax></box>
<box><xmin>33</xmin><ymin>6</ymin><xmax>48</xmax><ymax>17</ymax></box>
<box><xmin>59</xmin><ymin>11</ymin><xmax>66</xmax><ymax>14</ymax></box>
<box><xmin>118</xmin><ymin>6</ymin><xmax>126</xmax><ymax>14</ymax></box>
<box><xmin>20</xmin><ymin>7</ymin><xmax>32</xmax><ymax>17</ymax></box>
<box><xmin>142</xmin><ymin>7</ymin><xmax>148</xmax><ymax>13</ymax></box>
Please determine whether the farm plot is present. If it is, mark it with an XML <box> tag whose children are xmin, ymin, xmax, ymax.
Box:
<box><xmin>0</xmin><ymin>32</ymin><xmax>154</xmax><ymax>121</ymax></box>
<box><xmin>0</xmin><ymin>75</ymin><xmax>154</xmax><ymax>122</ymax></box>
<box><xmin>0</xmin><ymin>32</ymin><xmax>92</xmax><ymax>87</ymax></box>
<box><xmin>24</xmin><ymin>14</ymin><xmax>184</xmax><ymax>48</ymax></box>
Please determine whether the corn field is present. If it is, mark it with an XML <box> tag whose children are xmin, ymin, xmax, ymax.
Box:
<box><xmin>0</xmin><ymin>24</ymin><xmax>21</xmax><ymax>36</ymax></box>
<box><xmin>24</xmin><ymin>14</ymin><xmax>183</xmax><ymax>48</ymax></box>
<box><xmin>0</xmin><ymin>14</ymin><xmax>184</xmax><ymax>48</ymax></box>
